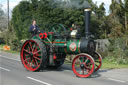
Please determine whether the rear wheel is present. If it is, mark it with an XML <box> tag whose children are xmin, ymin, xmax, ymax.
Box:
<box><xmin>20</xmin><ymin>39</ymin><xmax>47</xmax><ymax>71</ymax></box>
<box><xmin>72</xmin><ymin>53</ymin><xmax>95</xmax><ymax>78</ymax></box>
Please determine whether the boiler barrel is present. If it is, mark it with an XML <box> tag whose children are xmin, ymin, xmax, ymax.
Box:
<box><xmin>66</xmin><ymin>39</ymin><xmax>96</xmax><ymax>54</ymax></box>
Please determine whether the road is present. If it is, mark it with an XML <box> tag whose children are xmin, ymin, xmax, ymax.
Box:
<box><xmin>0</xmin><ymin>51</ymin><xmax>128</xmax><ymax>85</ymax></box>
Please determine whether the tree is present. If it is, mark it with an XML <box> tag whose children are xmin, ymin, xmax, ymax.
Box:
<box><xmin>108</xmin><ymin>0</ymin><xmax>126</xmax><ymax>37</ymax></box>
<box><xmin>0</xmin><ymin>4</ymin><xmax>7</xmax><ymax>32</ymax></box>
<box><xmin>124</xmin><ymin>0</ymin><xmax>128</xmax><ymax>32</ymax></box>
<box><xmin>12</xmin><ymin>1</ymin><xmax>31</xmax><ymax>40</ymax></box>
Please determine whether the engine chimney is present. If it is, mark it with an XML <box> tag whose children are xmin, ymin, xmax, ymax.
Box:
<box><xmin>84</xmin><ymin>8</ymin><xmax>91</xmax><ymax>39</ymax></box>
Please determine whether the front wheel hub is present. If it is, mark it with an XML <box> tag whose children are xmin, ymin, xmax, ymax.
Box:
<box><xmin>80</xmin><ymin>64</ymin><xmax>85</xmax><ymax>69</ymax></box>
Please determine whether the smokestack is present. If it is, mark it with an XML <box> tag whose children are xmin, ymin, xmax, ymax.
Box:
<box><xmin>84</xmin><ymin>8</ymin><xmax>91</xmax><ymax>39</ymax></box>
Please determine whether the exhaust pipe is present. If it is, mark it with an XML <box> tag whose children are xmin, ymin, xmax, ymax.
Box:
<box><xmin>84</xmin><ymin>8</ymin><xmax>91</xmax><ymax>39</ymax></box>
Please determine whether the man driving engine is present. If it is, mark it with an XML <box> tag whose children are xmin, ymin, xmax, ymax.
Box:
<box><xmin>29</xmin><ymin>20</ymin><xmax>39</xmax><ymax>36</ymax></box>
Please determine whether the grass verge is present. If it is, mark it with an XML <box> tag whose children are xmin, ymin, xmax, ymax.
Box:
<box><xmin>64</xmin><ymin>59</ymin><xmax>128</xmax><ymax>69</ymax></box>
<box><xmin>102</xmin><ymin>60</ymin><xmax>128</xmax><ymax>69</ymax></box>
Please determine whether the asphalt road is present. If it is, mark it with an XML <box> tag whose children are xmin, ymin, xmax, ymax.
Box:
<box><xmin>0</xmin><ymin>51</ymin><xmax>128</xmax><ymax>85</ymax></box>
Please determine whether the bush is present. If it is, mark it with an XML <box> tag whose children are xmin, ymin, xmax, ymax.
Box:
<box><xmin>105</xmin><ymin>37</ymin><xmax>128</xmax><ymax>64</ymax></box>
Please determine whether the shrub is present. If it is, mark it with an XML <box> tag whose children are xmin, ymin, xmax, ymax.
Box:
<box><xmin>106</xmin><ymin>37</ymin><xmax>128</xmax><ymax>64</ymax></box>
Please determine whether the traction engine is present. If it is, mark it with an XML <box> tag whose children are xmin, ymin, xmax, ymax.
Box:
<box><xmin>20</xmin><ymin>8</ymin><xmax>102</xmax><ymax>78</ymax></box>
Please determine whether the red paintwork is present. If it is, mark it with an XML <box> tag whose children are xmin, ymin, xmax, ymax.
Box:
<box><xmin>48</xmin><ymin>32</ymin><xmax>54</xmax><ymax>34</ymax></box>
<box><xmin>39</xmin><ymin>33</ymin><xmax>48</xmax><ymax>39</ymax></box>
<box><xmin>94</xmin><ymin>52</ymin><xmax>102</xmax><ymax>72</ymax></box>
<box><xmin>21</xmin><ymin>40</ymin><xmax>42</xmax><ymax>71</ymax></box>
<box><xmin>53</xmin><ymin>54</ymin><xmax>57</xmax><ymax>60</ymax></box>
<box><xmin>72</xmin><ymin>54</ymin><xmax>95</xmax><ymax>78</ymax></box>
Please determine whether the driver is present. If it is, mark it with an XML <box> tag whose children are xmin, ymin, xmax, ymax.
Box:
<box><xmin>29</xmin><ymin>20</ymin><xmax>39</xmax><ymax>36</ymax></box>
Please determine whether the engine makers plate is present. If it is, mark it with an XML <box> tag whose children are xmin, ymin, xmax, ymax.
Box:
<box><xmin>69</xmin><ymin>42</ymin><xmax>77</xmax><ymax>52</ymax></box>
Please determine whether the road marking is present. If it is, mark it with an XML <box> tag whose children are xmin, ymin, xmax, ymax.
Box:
<box><xmin>0</xmin><ymin>55</ymin><xmax>20</xmax><ymax>61</ymax></box>
<box><xmin>0</xmin><ymin>67</ymin><xmax>10</xmax><ymax>71</ymax></box>
<box><xmin>27</xmin><ymin>76</ymin><xmax>52</xmax><ymax>85</ymax></box>
<box><xmin>108</xmin><ymin>78</ymin><xmax>125</xmax><ymax>83</ymax></box>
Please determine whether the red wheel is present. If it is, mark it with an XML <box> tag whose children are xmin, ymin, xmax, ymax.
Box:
<box><xmin>72</xmin><ymin>53</ymin><xmax>95</xmax><ymax>78</ymax></box>
<box><xmin>94</xmin><ymin>52</ymin><xmax>102</xmax><ymax>72</ymax></box>
<box><xmin>20</xmin><ymin>39</ymin><xmax>47</xmax><ymax>71</ymax></box>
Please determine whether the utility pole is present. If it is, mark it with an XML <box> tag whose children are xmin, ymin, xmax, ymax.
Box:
<box><xmin>7</xmin><ymin>0</ymin><xmax>9</xmax><ymax>29</ymax></box>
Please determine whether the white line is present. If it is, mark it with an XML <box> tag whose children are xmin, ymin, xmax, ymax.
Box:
<box><xmin>27</xmin><ymin>76</ymin><xmax>52</xmax><ymax>85</ymax></box>
<box><xmin>0</xmin><ymin>55</ymin><xmax>20</xmax><ymax>61</ymax></box>
<box><xmin>108</xmin><ymin>78</ymin><xmax>126</xmax><ymax>83</ymax></box>
<box><xmin>0</xmin><ymin>67</ymin><xmax>10</xmax><ymax>71</ymax></box>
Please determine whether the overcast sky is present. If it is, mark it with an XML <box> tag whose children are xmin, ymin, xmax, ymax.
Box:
<box><xmin>0</xmin><ymin>0</ymin><xmax>111</xmax><ymax>15</ymax></box>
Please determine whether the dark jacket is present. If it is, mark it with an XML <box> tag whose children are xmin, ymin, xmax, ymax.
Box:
<box><xmin>29</xmin><ymin>25</ymin><xmax>39</xmax><ymax>35</ymax></box>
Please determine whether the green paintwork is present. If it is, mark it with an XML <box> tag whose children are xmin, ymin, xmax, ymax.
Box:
<box><xmin>32</xmin><ymin>35</ymin><xmax>41</xmax><ymax>40</ymax></box>
<box><xmin>31</xmin><ymin>32</ymin><xmax>80</xmax><ymax>54</ymax></box>
<box><xmin>66</xmin><ymin>40</ymin><xmax>80</xmax><ymax>54</ymax></box>
<box><xmin>54</xmin><ymin>39</ymin><xmax>65</xmax><ymax>53</ymax></box>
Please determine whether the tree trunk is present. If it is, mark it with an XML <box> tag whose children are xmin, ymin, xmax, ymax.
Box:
<box><xmin>125</xmin><ymin>12</ymin><xmax>127</xmax><ymax>32</ymax></box>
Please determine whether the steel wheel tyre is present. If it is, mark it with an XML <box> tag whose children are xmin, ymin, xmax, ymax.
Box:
<box><xmin>72</xmin><ymin>53</ymin><xmax>95</xmax><ymax>78</ymax></box>
<box><xmin>94</xmin><ymin>52</ymin><xmax>102</xmax><ymax>72</ymax></box>
<box><xmin>20</xmin><ymin>40</ymin><xmax>47</xmax><ymax>71</ymax></box>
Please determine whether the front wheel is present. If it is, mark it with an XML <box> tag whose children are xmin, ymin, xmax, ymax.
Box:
<box><xmin>72</xmin><ymin>53</ymin><xmax>95</xmax><ymax>78</ymax></box>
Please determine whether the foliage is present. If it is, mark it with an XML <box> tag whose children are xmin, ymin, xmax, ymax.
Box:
<box><xmin>105</xmin><ymin>37</ymin><xmax>128</xmax><ymax>64</ymax></box>
<box><xmin>11</xmin><ymin>0</ymin><xmax>106</xmax><ymax>40</ymax></box>
<box><xmin>0</xmin><ymin>4</ymin><xmax>7</xmax><ymax>33</ymax></box>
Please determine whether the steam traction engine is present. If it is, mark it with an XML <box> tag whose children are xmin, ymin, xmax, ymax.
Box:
<box><xmin>20</xmin><ymin>8</ymin><xmax>102</xmax><ymax>78</ymax></box>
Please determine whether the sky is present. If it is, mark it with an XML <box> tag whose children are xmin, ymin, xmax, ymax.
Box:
<box><xmin>0</xmin><ymin>0</ymin><xmax>111</xmax><ymax>15</ymax></box>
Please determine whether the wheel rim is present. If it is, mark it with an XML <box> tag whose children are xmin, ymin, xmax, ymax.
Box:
<box><xmin>72</xmin><ymin>54</ymin><xmax>95</xmax><ymax>78</ymax></box>
<box><xmin>21</xmin><ymin>40</ymin><xmax>42</xmax><ymax>71</ymax></box>
<box><xmin>94</xmin><ymin>52</ymin><xmax>102</xmax><ymax>72</ymax></box>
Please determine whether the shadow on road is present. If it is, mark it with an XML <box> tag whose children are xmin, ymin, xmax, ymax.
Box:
<box><xmin>90</xmin><ymin>69</ymin><xmax>114</xmax><ymax>78</ymax></box>
<box><xmin>39</xmin><ymin>64</ymin><xmax>112</xmax><ymax>78</ymax></box>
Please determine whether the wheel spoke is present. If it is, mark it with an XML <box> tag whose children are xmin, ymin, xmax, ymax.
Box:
<box><xmin>25</xmin><ymin>54</ymin><xmax>29</xmax><ymax>56</ymax></box>
<box><xmin>28</xmin><ymin>45</ymin><xmax>31</xmax><ymax>52</ymax></box>
<box><xmin>31</xmin><ymin>59</ymin><xmax>37</xmax><ymax>68</ymax></box>
<box><xmin>23</xmin><ymin>49</ymin><xmax>30</xmax><ymax>54</ymax></box>
<box><xmin>30</xmin><ymin>61</ymin><xmax>33</xmax><ymax>68</ymax></box>
<box><xmin>33</xmin><ymin>47</ymin><xmax>37</xmax><ymax>53</ymax></box>
<box><xmin>75</xmin><ymin>59</ymin><xmax>81</xmax><ymax>65</ymax></box>
<box><xmin>82</xmin><ymin>69</ymin><xmax>84</xmax><ymax>75</ymax></box>
<box><xmin>34</xmin><ymin>58</ymin><xmax>39</xmax><ymax>66</ymax></box>
<box><xmin>26</xmin><ymin>62</ymin><xmax>31</xmax><ymax>67</ymax></box>
<box><xmin>85</xmin><ymin>58</ymin><xmax>89</xmax><ymax>63</ymax></box>
<box><xmin>95</xmin><ymin>64</ymin><xmax>99</xmax><ymax>67</ymax></box>
<box><xmin>33</xmin><ymin>55</ymin><xmax>41</xmax><ymax>61</ymax></box>
<box><xmin>35</xmin><ymin>54</ymin><xmax>41</xmax><ymax>56</ymax></box>
<box><xmin>87</xmin><ymin>62</ymin><xmax>92</xmax><ymax>65</ymax></box>
<box><xmin>33</xmin><ymin>50</ymin><xmax>41</xmax><ymax>55</ymax></box>
<box><xmin>24</xmin><ymin>57</ymin><xmax>30</xmax><ymax>62</ymax></box>
<box><xmin>95</xmin><ymin>60</ymin><xmax>100</xmax><ymax>62</ymax></box>
<box><xmin>29</xmin><ymin>42</ymin><xmax>32</xmax><ymax>50</ymax></box>
<box><xmin>32</xmin><ymin>43</ymin><xmax>36</xmax><ymax>52</ymax></box>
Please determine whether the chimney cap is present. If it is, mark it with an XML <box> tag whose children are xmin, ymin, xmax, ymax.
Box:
<box><xmin>84</xmin><ymin>8</ymin><xmax>91</xmax><ymax>11</ymax></box>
